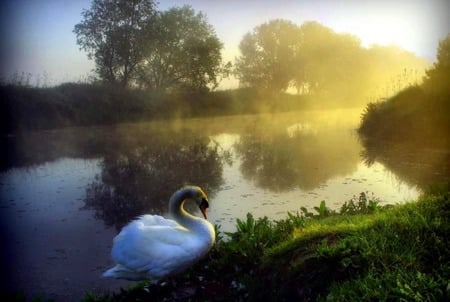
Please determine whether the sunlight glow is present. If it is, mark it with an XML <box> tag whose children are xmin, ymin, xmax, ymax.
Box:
<box><xmin>355</xmin><ymin>17</ymin><xmax>414</xmax><ymax>48</ymax></box>
<box><xmin>328</xmin><ymin>0</ymin><xmax>447</xmax><ymax>59</ymax></box>
<box><xmin>1</xmin><ymin>0</ymin><xmax>448</xmax><ymax>85</ymax></box>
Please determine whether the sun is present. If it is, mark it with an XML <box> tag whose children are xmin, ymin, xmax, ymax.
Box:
<box><xmin>353</xmin><ymin>15</ymin><xmax>416</xmax><ymax>51</ymax></box>
<box><xmin>330</xmin><ymin>1</ymin><xmax>433</xmax><ymax>57</ymax></box>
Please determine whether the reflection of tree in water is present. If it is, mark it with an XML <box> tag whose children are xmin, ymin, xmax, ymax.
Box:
<box><xmin>235</xmin><ymin>125</ymin><xmax>360</xmax><ymax>192</ymax></box>
<box><xmin>84</xmin><ymin>137</ymin><xmax>224</xmax><ymax>230</ymax></box>
<box><xmin>360</xmin><ymin>138</ymin><xmax>449</xmax><ymax>190</ymax></box>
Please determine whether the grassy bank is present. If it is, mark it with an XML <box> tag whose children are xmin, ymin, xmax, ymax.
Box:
<box><xmin>357</xmin><ymin>84</ymin><xmax>449</xmax><ymax>192</ymax></box>
<box><xmin>80</xmin><ymin>190</ymin><xmax>449</xmax><ymax>301</ymax></box>
<box><xmin>0</xmin><ymin>83</ymin><xmax>311</xmax><ymax>134</ymax></box>
<box><xmin>358</xmin><ymin>85</ymin><xmax>449</xmax><ymax>147</ymax></box>
<box><xmin>358</xmin><ymin>35</ymin><xmax>449</xmax><ymax>148</ymax></box>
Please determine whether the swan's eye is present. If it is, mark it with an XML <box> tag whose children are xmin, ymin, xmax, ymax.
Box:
<box><xmin>200</xmin><ymin>198</ymin><xmax>209</xmax><ymax>208</ymax></box>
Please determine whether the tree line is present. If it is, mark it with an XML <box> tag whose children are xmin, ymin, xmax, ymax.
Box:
<box><xmin>74</xmin><ymin>0</ymin><xmax>429</xmax><ymax>105</ymax></box>
<box><xmin>235</xmin><ymin>19</ymin><xmax>429</xmax><ymax>104</ymax></box>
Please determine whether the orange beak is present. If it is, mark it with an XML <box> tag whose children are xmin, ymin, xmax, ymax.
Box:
<box><xmin>200</xmin><ymin>204</ymin><xmax>208</xmax><ymax>219</ymax></box>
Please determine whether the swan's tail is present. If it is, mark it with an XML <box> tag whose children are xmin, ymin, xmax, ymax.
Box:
<box><xmin>102</xmin><ymin>264</ymin><xmax>146</xmax><ymax>281</ymax></box>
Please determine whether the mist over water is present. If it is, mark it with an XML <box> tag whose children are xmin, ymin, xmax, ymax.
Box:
<box><xmin>1</xmin><ymin>109</ymin><xmax>446</xmax><ymax>301</ymax></box>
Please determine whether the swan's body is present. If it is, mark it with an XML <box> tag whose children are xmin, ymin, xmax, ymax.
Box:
<box><xmin>103</xmin><ymin>186</ymin><xmax>215</xmax><ymax>281</ymax></box>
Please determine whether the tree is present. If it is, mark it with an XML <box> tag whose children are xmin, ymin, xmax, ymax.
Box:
<box><xmin>296</xmin><ymin>21</ymin><xmax>365</xmax><ymax>99</ymax></box>
<box><xmin>74</xmin><ymin>0</ymin><xmax>157</xmax><ymax>87</ymax></box>
<box><xmin>137</xmin><ymin>6</ymin><xmax>224</xmax><ymax>91</ymax></box>
<box><xmin>235</xmin><ymin>19</ymin><xmax>302</xmax><ymax>92</ymax></box>
<box><xmin>424</xmin><ymin>34</ymin><xmax>450</xmax><ymax>96</ymax></box>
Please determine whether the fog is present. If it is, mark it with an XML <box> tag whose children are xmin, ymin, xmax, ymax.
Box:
<box><xmin>235</xmin><ymin>20</ymin><xmax>430</xmax><ymax>108</ymax></box>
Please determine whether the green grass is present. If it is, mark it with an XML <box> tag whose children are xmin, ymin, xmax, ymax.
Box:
<box><xmin>260</xmin><ymin>192</ymin><xmax>449</xmax><ymax>301</ymax></box>
<box><xmin>83</xmin><ymin>190</ymin><xmax>449</xmax><ymax>301</ymax></box>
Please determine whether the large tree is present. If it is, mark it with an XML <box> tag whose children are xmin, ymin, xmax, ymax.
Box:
<box><xmin>296</xmin><ymin>21</ymin><xmax>365</xmax><ymax>99</ymax></box>
<box><xmin>137</xmin><ymin>6</ymin><xmax>224</xmax><ymax>91</ymax></box>
<box><xmin>74</xmin><ymin>0</ymin><xmax>156</xmax><ymax>87</ymax></box>
<box><xmin>235</xmin><ymin>19</ymin><xmax>302</xmax><ymax>92</ymax></box>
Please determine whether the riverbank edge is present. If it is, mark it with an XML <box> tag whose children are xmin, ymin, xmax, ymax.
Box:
<box><xmin>76</xmin><ymin>190</ymin><xmax>449</xmax><ymax>301</ymax></box>
<box><xmin>1</xmin><ymin>83</ymin><xmax>321</xmax><ymax>135</ymax></box>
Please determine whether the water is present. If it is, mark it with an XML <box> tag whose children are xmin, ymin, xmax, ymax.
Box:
<box><xmin>1</xmin><ymin>109</ymin><xmax>447</xmax><ymax>301</ymax></box>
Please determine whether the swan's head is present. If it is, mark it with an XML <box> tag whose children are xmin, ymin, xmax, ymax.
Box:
<box><xmin>183</xmin><ymin>186</ymin><xmax>210</xmax><ymax>219</ymax></box>
<box><xmin>195</xmin><ymin>187</ymin><xmax>209</xmax><ymax>220</ymax></box>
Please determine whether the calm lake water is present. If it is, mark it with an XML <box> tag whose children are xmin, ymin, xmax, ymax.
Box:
<box><xmin>1</xmin><ymin>109</ymin><xmax>448</xmax><ymax>301</ymax></box>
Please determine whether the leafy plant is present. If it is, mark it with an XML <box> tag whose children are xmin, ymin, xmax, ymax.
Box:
<box><xmin>285</xmin><ymin>211</ymin><xmax>305</xmax><ymax>229</ymax></box>
<box><xmin>300</xmin><ymin>206</ymin><xmax>314</xmax><ymax>218</ymax></box>
<box><xmin>340</xmin><ymin>192</ymin><xmax>384</xmax><ymax>215</ymax></box>
<box><xmin>224</xmin><ymin>213</ymin><xmax>276</xmax><ymax>262</ymax></box>
<box><xmin>313</xmin><ymin>200</ymin><xmax>334</xmax><ymax>217</ymax></box>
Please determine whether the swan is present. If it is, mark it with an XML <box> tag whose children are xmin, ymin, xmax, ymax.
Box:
<box><xmin>102</xmin><ymin>186</ymin><xmax>215</xmax><ymax>281</ymax></box>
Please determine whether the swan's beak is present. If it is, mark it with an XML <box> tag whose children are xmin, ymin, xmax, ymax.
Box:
<box><xmin>199</xmin><ymin>199</ymin><xmax>209</xmax><ymax>219</ymax></box>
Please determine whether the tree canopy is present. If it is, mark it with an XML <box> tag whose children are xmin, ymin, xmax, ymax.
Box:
<box><xmin>74</xmin><ymin>1</ymin><xmax>224</xmax><ymax>91</ymax></box>
<box><xmin>137</xmin><ymin>6</ymin><xmax>223</xmax><ymax>91</ymax></box>
<box><xmin>74</xmin><ymin>0</ymin><xmax>157</xmax><ymax>87</ymax></box>
<box><xmin>235</xmin><ymin>19</ymin><xmax>302</xmax><ymax>92</ymax></box>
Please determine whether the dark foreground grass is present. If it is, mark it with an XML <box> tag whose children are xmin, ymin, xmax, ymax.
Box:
<box><xmin>80</xmin><ymin>190</ymin><xmax>449</xmax><ymax>301</ymax></box>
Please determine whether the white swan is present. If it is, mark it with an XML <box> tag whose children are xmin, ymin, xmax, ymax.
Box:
<box><xmin>102</xmin><ymin>186</ymin><xmax>215</xmax><ymax>281</ymax></box>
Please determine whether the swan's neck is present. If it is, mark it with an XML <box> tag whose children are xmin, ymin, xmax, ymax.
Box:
<box><xmin>169</xmin><ymin>189</ymin><xmax>206</xmax><ymax>231</ymax></box>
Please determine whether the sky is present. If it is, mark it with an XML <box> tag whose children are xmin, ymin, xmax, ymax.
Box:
<box><xmin>0</xmin><ymin>0</ymin><xmax>449</xmax><ymax>87</ymax></box>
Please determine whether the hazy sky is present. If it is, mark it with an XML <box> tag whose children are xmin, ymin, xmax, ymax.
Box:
<box><xmin>1</xmin><ymin>0</ymin><xmax>448</xmax><ymax>86</ymax></box>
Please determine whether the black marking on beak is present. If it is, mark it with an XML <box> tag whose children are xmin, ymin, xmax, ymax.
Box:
<box><xmin>200</xmin><ymin>198</ymin><xmax>209</xmax><ymax>208</ymax></box>
<box><xmin>199</xmin><ymin>198</ymin><xmax>209</xmax><ymax>219</ymax></box>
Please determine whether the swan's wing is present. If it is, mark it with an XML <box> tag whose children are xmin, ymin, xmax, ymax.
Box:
<box><xmin>111</xmin><ymin>217</ymin><xmax>197</xmax><ymax>277</ymax></box>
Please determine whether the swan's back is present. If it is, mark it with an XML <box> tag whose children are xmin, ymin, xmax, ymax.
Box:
<box><xmin>136</xmin><ymin>214</ymin><xmax>178</xmax><ymax>227</ymax></box>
